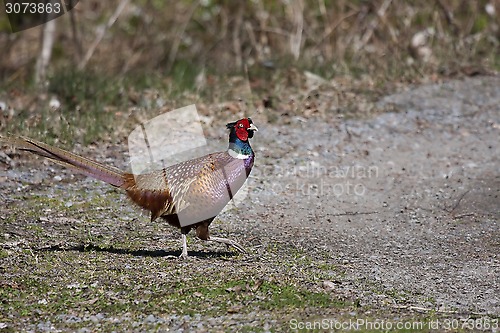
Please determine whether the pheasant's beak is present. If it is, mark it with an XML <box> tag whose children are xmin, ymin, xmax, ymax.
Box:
<box><xmin>248</xmin><ymin>124</ymin><xmax>258</xmax><ymax>131</ymax></box>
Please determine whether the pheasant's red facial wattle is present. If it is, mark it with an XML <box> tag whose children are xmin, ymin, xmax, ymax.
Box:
<box><xmin>235</xmin><ymin>119</ymin><xmax>251</xmax><ymax>141</ymax></box>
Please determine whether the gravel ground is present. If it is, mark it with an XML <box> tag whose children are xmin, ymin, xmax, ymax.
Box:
<box><xmin>249</xmin><ymin>75</ymin><xmax>499</xmax><ymax>315</ymax></box>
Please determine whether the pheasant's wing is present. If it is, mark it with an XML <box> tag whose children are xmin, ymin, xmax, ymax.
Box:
<box><xmin>125</xmin><ymin>152</ymin><xmax>236</xmax><ymax>222</ymax></box>
<box><xmin>174</xmin><ymin>152</ymin><xmax>251</xmax><ymax>226</ymax></box>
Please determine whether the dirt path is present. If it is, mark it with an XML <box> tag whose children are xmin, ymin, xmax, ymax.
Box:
<box><xmin>250</xmin><ymin>76</ymin><xmax>499</xmax><ymax>315</ymax></box>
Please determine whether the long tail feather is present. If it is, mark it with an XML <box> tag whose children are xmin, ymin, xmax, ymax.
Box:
<box><xmin>1</xmin><ymin>136</ymin><xmax>127</xmax><ymax>188</ymax></box>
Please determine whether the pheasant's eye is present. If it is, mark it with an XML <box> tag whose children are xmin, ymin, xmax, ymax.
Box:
<box><xmin>238</xmin><ymin>123</ymin><xmax>244</xmax><ymax>128</ymax></box>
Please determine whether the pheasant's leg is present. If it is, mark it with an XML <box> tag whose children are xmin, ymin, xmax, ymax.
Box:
<box><xmin>207</xmin><ymin>236</ymin><xmax>247</xmax><ymax>254</ymax></box>
<box><xmin>177</xmin><ymin>226</ymin><xmax>192</xmax><ymax>260</ymax></box>
<box><xmin>179</xmin><ymin>234</ymin><xmax>188</xmax><ymax>259</ymax></box>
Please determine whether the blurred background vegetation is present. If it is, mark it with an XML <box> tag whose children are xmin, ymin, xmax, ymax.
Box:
<box><xmin>0</xmin><ymin>0</ymin><xmax>498</xmax><ymax>143</ymax></box>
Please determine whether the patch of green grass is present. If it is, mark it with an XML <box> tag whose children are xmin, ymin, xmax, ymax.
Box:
<box><xmin>1</xmin><ymin>260</ymin><xmax>341</xmax><ymax>327</ymax></box>
<box><xmin>2</xmin><ymin>62</ymin><xmax>206</xmax><ymax>144</ymax></box>
<box><xmin>258</xmin><ymin>281</ymin><xmax>338</xmax><ymax>310</ymax></box>
<box><xmin>44</xmin><ymin>69</ymin><xmax>127</xmax><ymax>143</ymax></box>
<box><xmin>48</xmin><ymin>69</ymin><xmax>124</xmax><ymax>112</ymax></box>
<box><xmin>25</xmin><ymin>224</ymin><xmax>45</xmax><ymax>236</ymax></box>
<box><xmin>2</xmin><ymin>69</ymin><xmax>130</xmax><ymax>144</ymax></box>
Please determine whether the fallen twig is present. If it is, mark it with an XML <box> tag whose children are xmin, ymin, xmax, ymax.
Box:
<box><xmin>329</xmin><ymin>211</ymin><xmax>378</xmax><ymax>217</ymax></box>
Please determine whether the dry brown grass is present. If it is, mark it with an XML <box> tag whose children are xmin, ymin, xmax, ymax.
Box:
<box><xmin>0</xmin><ymin>0</ymin><xmax>498</xmax><ymax>141</ymax></box>
<box><xmin>1</xmin><ymin>1</ymin><xmax>498</xmax><ymax>78</ymax></box>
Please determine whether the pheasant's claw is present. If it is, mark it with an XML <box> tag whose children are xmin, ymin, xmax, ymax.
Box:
<box><xmin>229</xmin><ymin>240</ymin><xmax>247</xmax><ymax>254</ymax></box>
<box><xmin>208</xmin><ymin>236</ymin><xmax>247</xmax><ymax>254</ymax></box>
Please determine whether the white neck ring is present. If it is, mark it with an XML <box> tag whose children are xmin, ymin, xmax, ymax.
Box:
<box><xmin>228</xmin><ymin>149</ymin><xmax>251</xmax><ymax>159</ymax></box>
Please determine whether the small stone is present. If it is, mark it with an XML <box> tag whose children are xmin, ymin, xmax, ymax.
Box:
<box><xmin>77</xmin><ymin>328</ymin><xmax>91</xmax><ymax>333</ymax></box>
<box><xmin>323</xmin><ymin>280</ymin><xmax>336</xmax><ymax>290</ymax></box>
<box><xmin>227</xmin><ymin>305</ymin><xmax>243</xmax><ymax>313</ymax></box>
<box><xmin>89</xmin><ymin>313</ymin><xmax>104</xmax><ymax>323</ymax></box>
<box><xmin>145</xmin><ymin>314</ymin><xmax>156</xmax><ymax>323</ymax></box>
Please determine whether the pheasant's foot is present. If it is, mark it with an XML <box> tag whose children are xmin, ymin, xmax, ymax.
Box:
<box><xmin>208</xmin><ymin>236</ymin><xmax>247</xmax><ymax>254</ymax></box>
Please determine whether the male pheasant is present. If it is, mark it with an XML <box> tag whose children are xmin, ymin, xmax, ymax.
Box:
<box><xmin>1</xmin><ymin>118</ymin><xmax>258</xmax><ymax>259</ymax></box>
